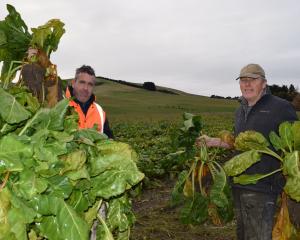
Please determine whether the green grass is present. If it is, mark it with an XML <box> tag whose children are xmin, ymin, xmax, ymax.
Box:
<box><xmin>93</xmin><ymin>79</ymin><xmax>239</xmax><ymax>123</ymax></box>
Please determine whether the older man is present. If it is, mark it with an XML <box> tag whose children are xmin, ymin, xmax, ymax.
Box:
<box><xmin>202</xmin><ymin>63</ymin><xmax>298</xmax><ymax>240</ymax></box>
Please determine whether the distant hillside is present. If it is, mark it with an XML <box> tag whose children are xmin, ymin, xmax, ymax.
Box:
<box><xmin>89</xmin><ymin>77</ymin><xmax>239</xmax><ymax>123</ymax></box>
<box><xmin>95</xmin><ymin>76</ymin><xmax>189</xmax><ymax>95</ymax></box>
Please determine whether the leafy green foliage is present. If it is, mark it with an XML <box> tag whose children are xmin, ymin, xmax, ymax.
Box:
<box><xmin>0</xmin><ymin>4</ymin><xmax>65</xmax><ymax>86</ymax></box>
<box><xmin>30</xmin><ymin>19</ymin><xmax>65</xmax><ymax>55</ymax></box>
<box><xmin>113</xmin><ymin>121</ymin><xmax>179</xmax><ymax>179</ymax></box>
<box><xmin>226</xmin><ymin>121</ymin><xmax>300</xmax><ymax>201</ymax></box>
<box><xmin>0</xmin><ymin>4</ymin><xmax>31</xmax><ymax>83</ymax></box>
<box><xmin>234</xmin><ymin>131</ymin><xmax>269</xmax><ymax>151</ymax></box>
<box><xmin>224</xmin><ymin>150</ymin><xmax>261</xmax><ymax>176</ymax></box>
<box><xmin>0</xmin><ymin>87</ymin><xmax>144</xmax><ymax>239</ymax></box>
<box><xmin>170</xmin><ymin>113</ymin><xmax>233</xmax><ymax>225</ymax></box>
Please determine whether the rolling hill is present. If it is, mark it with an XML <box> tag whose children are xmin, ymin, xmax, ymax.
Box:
<box><xmin>92</xmin><ymin>77</ymin><xmax>239</xmax><ymax>123</ymax></box>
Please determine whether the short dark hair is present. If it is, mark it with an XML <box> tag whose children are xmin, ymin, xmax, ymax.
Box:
<box><xmin>75</xmin><ymin>65</ymin><xmax>96</xmax><ymax>80</ymax></box>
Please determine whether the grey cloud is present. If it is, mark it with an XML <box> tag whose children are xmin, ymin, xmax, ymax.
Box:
<box><xmin>1</xmin><ymin>0</ymin><xmax>300</xmax><ymax>96</ymax></box>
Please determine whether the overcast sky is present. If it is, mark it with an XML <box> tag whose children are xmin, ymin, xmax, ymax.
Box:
<box><xmin>1</xmin><ymin>1</ymin><xmax>300</xmax><ymax>97</ymax></box>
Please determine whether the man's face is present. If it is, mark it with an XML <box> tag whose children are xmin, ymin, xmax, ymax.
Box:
<box><xmin>72</xmin><ymin>72</ymin><xmax>95</xmax><ymax>103</ymax></box>
<box><xmin>239</xmin><ymin>77</ymin><xmax>266</xmax><ymax>105</ymax></box>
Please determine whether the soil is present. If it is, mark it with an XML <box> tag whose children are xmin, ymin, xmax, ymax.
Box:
<box><xmin>130</xmin><ymin>178</ymin><xmax>236</xmax><ymax>240</ymax></box>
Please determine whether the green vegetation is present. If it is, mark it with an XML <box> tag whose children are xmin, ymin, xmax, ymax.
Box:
<box><xmin>0</xmin><ymin>88</ymin><xmax>144</xmax><ymax>239</ymax></box>
<box><xmin>225</xmin><ymin>121</ymin><xmax>300</xmax><ymax>201</ymax></box>
<box><xmin>170</xmin><ymin>113</ymin><xmax>233</xmax><ymax>225</ymax></box>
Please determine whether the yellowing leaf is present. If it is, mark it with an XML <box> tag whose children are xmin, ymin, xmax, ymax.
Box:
<box><xmin>272</xmin><ymin>193</ymin><xmax>295</xmax><ymax>240</ymax></box>
<box><xmin>183</xmin><ymin>178</ymin><xmax>193</xmax><ymax>197</ymax></box>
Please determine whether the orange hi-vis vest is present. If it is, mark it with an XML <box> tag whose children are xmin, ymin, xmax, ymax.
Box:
<box><xmin>66</xmin><ymin>87</ymin><xmax>106</xmax><ymax>133</ymax></box>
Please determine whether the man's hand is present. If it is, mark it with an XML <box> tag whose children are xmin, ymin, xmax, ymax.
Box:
<box><xmin>196</xmin><ymin>135</ymin><xmax>231</xmax><ymax>148</ymax></box>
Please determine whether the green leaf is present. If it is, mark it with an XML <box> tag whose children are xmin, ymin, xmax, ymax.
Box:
<box><xmin>11</xmin><ymin>88</ymin><xmax>40</xmax><ymax>114</ymax></box>
<box><xmin>14</xmin><ymin>169</ymin><xmax>48</xmax><ymax>199</ymax></box>
<box><xmin>107</xmin><ymin>195</ymin><xmax>135</xmax><ymax>232</ymax></box>
<box><xmin>84</xmin><ymin>200</ymin><xmax>100</xmax><ymax>227</ymax></box>
<box><xmin>279</xmin><ymin>121</ymin><xmax>293</xmax><ymax>152</ymax></box>
<box><xmin>55</xmin><ymin>199</ymin><xmax>89</xmax><ymax>240</ymax></box>
<box><xmin>47</xmin><ymin>98</ymin><xmax>70</xmax><ymax>131</ymax></box>
<box><xmin>0</xmin><ymin>188</ymin><xmax>11</xmax><ymax>237</ymax></box>
<box><xmin>233</xmin><ymin>173</ymin><xmax>270</xmax><ymax>185</ymax></box>
<box><xmin>66</xmin><ymin>167</ymin><xmax>90</xmax><ymax>181</ymax></box>
<box><xmin>97</xmin><ymin>214</ymin><xmax>115</xmax><ymax>240</ymax></box>
<box><xmin>46</xmin><ymin>175</ymin><xmax>73</xmax><ymax>199</ymax></box>
<box><xmin>59</xmin><ymin>150</ymin><xmax>86</xmax><ymax>175</ymax></box>
<box><xmin>224</xmin><ymin>150</ymin><xmax>261</xmax><ymax>176</ymax></box>
<box><xmin>0</xmin><ymin>135</ymin><xmax>32</xmax><ymax>173</ymax></box>
<box><xmin>29</xmin><ymin>195</ymin><xmax>55</xmax><ymax>215</ymax></box>
<box><xmin>283</xmin><ymin>151</ymin><xmax>300</xmax><ymax>201</ymax></box>
<box><xmin>0</xmin><ymin>88</ymin><xmax>31</xmax><ymax>124</ymax></box>
<box><xmin>19</xmin><ymin>99</ymin><xmax>69</xmax><ymax>134</ymax></box>
<box><xmin>7</xmin><ymin>208</ymin><xmax>27</xmax><ymax>240</ymax></box>
<box><xmin>180</xmin><ymin>192</ymin><xmax>208</xmax><ymax>224</ymax></box>
<box><xmin>234</xmin><ymin>131</ymin><xmax>269</xmax><ymax>151</ymax></box>
<box><xmin>7</xmin><ymin>191</ymin><xmax>36</xmax><ymax>240</ymax></box>
<box><xmin>90</xmin><ymin>141</ymin><xmax>144</xmax><ymax>199</ymax></box>
<box><xmin>68</xmin><ymin>190</ymin><xmax>89</xmax><ymax>212</ymax></box>
<box><xmin>30</xmin><ymin>19</ymin><xmax>65</xmax><ymax>53</ymax></box>
<box><xmin>269</xmin><ymin>131</ymin><xmax>285</xmax><ymax>151</ymax></box>
<box><xmin>171</xmin><ymin>170</ymin><xmax>188</xmax><ymax>206</ymax></box>
<box><xmin>9</xmin><ymin>192</ymin><xmax>36</xmax><ymax>223</ymax></box>
<box><xmin>209</xmin><ymin>165</ymin><xmax>228</xmax><ymax>208</ymax></box>
<box><xmin>35</xmin><ymin>196</ymin><xmax>89</xmax><ymax>240</ymax></box>
<box><xmin>0</xmin><ymin>4</ymin><xmax>31</xmax><ymax>82</ymax></box>
<box><xmin>39</xmin><ymin>216</ymin><xmax>64</xmax><ymax>240</ymax></box>
<box><xmin>292</xmin><ymin>121</ymin><xmax>300</xmax><ymax>151</ymax></box>
<box><xmin>74</xmin><ymin>128</ymin><xmax>107</xmax><ymax>143</ymax></box>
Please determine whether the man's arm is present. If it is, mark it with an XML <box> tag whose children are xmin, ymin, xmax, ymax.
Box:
<box><xmin>103</xmin><ymin>118</ymin><xmax>114</xmax><ymax>139</ymax></box>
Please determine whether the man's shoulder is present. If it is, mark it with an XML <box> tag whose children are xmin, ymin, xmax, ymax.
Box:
<box><xmin>263</xmin><ymin>94</ymin><xmax>292</xmax><ymax>108</ymax></box>
<box><xmin>93</xmin><ymin>102</ymin><xmax>105</xmax><ymax>112</ymax></box>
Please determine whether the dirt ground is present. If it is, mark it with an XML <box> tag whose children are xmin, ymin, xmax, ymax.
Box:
<box><xmin>130</xmin><ymin>179</ymin><xmax>236</xmax><ymax>240</ymax></box>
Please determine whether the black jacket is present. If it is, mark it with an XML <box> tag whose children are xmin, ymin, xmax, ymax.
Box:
<box><xmin>233</xmin><ymin>93</ymin><xmax>298</xmax><ymax>194</ymax></box>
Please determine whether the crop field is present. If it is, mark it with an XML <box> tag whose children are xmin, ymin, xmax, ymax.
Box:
<box><xmin>1</xmin><ymin>5</ymin><xmax>299</xmax><ymax>239</ymax></box>
<box><xmin>94</xmin><ymin>79</ymin><xmax>239</xmax><ymax>239</ymax></box>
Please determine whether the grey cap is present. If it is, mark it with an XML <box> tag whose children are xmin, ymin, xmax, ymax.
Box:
<box><xmin>236</xmin><ymin>63</ymin><xmax>266</xmax><ymax>80</ymax></box>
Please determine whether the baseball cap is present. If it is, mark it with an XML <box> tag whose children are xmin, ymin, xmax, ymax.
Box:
<box><xmin>236</xmin><ymin>63</ymin><xmax>266</xmax><ymax>80</ymax></box>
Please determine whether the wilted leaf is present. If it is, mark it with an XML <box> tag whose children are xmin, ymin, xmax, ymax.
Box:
<box><xmin>30</xmin><ymin>19</ymin><xmax>65</xmax><ymax>53</ymax></box>
<box><xmin>234</xmin><ymin>131</ymin><xmax>269</xmax><ymax>151</ymax></box>
<box><xmin>272</xmin><ymin>193</ymin><xmax>296</xmax><ymax>240</ymax></box>
<box><xmin>207</xmin><ymin>204</ymin><xmax>222</xmax><ymax>226</ymax></box>
<box><xmin>183</xmin><ymin>178</ymin><xmax>193</xmax><ymax>197</ymax></box>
